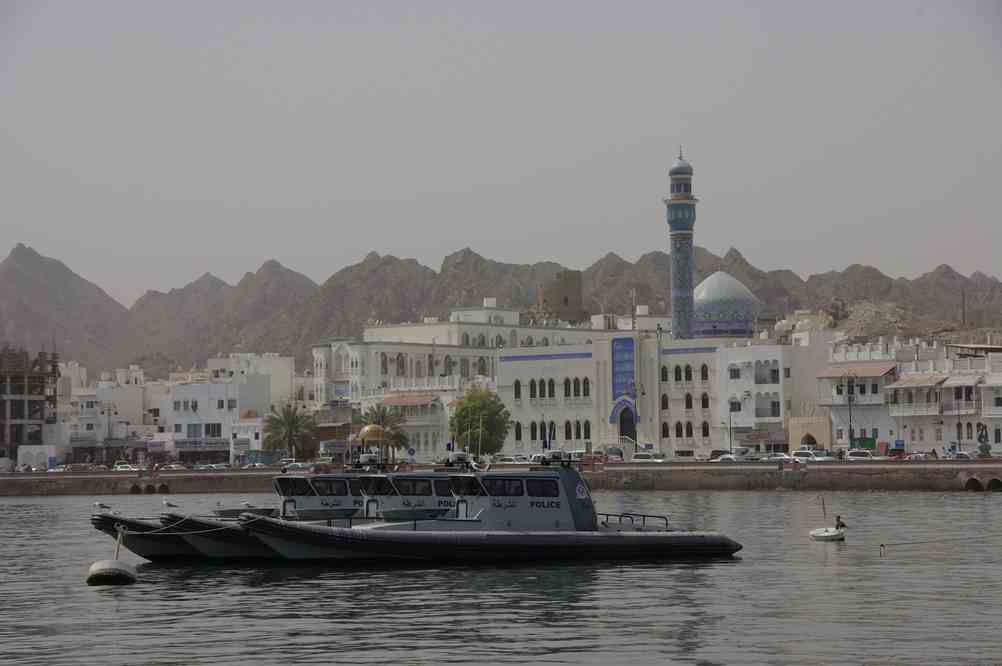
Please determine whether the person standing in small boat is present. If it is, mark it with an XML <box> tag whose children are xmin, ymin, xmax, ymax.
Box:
<box><xmin>835</xmin><ymin>515</ymin><xmax>847</xmax><ymax>530</ymax></box>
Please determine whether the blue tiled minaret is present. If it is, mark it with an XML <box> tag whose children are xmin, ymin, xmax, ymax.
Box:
<box><xmin>665</xmin><ymin>148</ymin><xmax>697</xmax><ymax>339</ymax></box>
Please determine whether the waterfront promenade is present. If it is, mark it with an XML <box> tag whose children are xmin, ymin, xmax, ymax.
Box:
<box><xmin>2</xmin><ymin>461</ymin><xmax>1001</xmax><ymax>496</ymax></box>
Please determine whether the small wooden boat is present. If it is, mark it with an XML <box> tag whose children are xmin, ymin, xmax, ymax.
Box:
<box><xmin>810</xmin><ymin>527</ymin><xmax>846</xmax><ymax>542</ymax></box>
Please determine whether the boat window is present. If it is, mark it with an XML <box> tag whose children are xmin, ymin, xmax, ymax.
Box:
<box><xmin>348</xmin><ymin>479</ymin><xmax>363</xmax><ymax>496</ymax></box>
<box><xmin>525</xmin><ymin>479</ymin><xmax>560</xmax><ymax>498</ymax></box>
<box><xmin>433</xmin><ymin>479</ymin><xmax>453</xmax><ymax>496</ymax></box>
<box><xmin>482</xmin><ymin>477</ymin><xmax>524</xmax><ymax>497</ymax></box>
<box><xmin>394</xmin><ymin>478</ymin><xmax>433</xmax><ymax>496</ymax></box>
<box><xmin>450</xmin><ymin>476</ymin><xmax>486</xmax><ymax>496</ymax></box>
<box><xmin>274</xmin><ymin>477</ymin><xmax>316</xmax><ymax>497</ymax></box>
<box><xmin>310</xmin><ymin>479</ymin><xmax>348</xmax><ymax>496</ymax></box>
<box><xmin>360</xmin><ymin>477</ymin><xmax>398</xmax><ymax>496</ymax></box>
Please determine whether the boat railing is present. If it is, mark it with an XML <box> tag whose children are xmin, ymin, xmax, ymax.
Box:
<box><xmin>597</xmin><ymin>512</ymin><xmax>670</xmax><ymax>531</ymax></box>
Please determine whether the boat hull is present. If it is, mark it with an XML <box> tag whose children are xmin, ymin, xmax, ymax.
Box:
<box><xmin>240</xmin><ymin>515</ymin><xmax>743</xmax><ymax>562</ymax></box>
<box><xmin>160</xmin><ymin>513</ymin><xmax>280</xmax><ymax>559</ymax></box>
<box><xmin>810</xmin><ymin>527</ymin><xmax>846</xmax><ymax>542</ymax></box>
<box><xmin>91</xmin><ymin>514</ymin><xmax>202</xmax><ymax>560</ymax></box>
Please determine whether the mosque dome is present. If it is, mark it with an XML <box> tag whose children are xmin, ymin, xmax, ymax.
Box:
<box><xmin>669</xmin><ymin>157</ymin><xmax>693</xmax><ymax>177</ymax></box>
<box><xmin>693</xmin><ymin>271</ymin><xmax>762</xmax><ymax>338</ymax></box>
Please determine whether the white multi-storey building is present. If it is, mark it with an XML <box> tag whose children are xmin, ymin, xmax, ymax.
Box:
<box><xmin>207</xmin><ymin>353</ymin><xmax>295</xmax><ymax>409</ymax></box>
<box><xmin>170</xmin><ymin>373</ymin><xmax>270</xmax><ymax>464</ymax></box>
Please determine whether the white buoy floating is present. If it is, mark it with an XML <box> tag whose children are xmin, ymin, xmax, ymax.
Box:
<box><xmin>87</xmin><ymin>525</ymin><xmax>138</xmax><ymax>586</ymax></box>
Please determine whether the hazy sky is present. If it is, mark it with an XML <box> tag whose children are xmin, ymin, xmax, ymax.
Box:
<box><xmin>2</xmin><ymin>1</ymin><xmax>1001</xmax><ymax>306</ymax></box>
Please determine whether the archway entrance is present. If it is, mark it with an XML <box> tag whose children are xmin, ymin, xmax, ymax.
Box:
<box><xmin>618</xmin><ymin>407</ymin><xmax>637</xmax><ymax>445</ymax></box>
<box><xmin>801</xmin><ymin>433</ymin><xmax>818</xmax><ymax>449</ymax></box>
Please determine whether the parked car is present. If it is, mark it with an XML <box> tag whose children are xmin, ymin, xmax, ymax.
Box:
<box><xmin>192</xmin><ymin>463</ymin><xmax>214</xmax><ymax>471</ymax></box>
<box><xmin>710</xmin><ymin>454</ymin><xmax>737</xmax><ymax>462</ymax></box>
<box><xmin>764</xmin><ymin>453</ymin><xmax>801</xmax><ymax>464</ymax></box>
<box><xmin>47</xmin><ymin>465</ymin><xmax>68</xmax><ymax>473</ymax></box>
<box><xmin>791</xmin><ymin>450</ymin><xmax>833</xmax><ymax>463</ymax></box>
<box><xmin>89</xmin><ymin>464</ymin><xmax>109</xmax><ymax>471</ymax></box>
<box><xmin>113</xmin><ymin>463</ymin><xmax>138</xmax><ymax>472</ymax></box>
<box><xmin>846</xmin><ymin>449</ymin><xmax>874</xmax><ymax>461</ymax></box>
<box><xmin>284</xmin><ymin>462</ymin><xmax>312</xmax><ymax>470</ymax></box>
<box><xmin>241</xmin><ymin>462</ymin><xmax>268</xmax><ymax>469</ymax></box>
<box><xmin>511</xmin><ymin>455</ymin><xmax>531</xmax><ymax>465</ymax></box>
<box><xmin>948</xmin><ymin>451</ymin><xmax>974</xmax><ymax>460</ymax></box>
<box><xmin>494</xmin><ymin>456</ymin><xmax>517</xmax><ymax>464</ymax></box>
<box><xmin>632</xmin><ymin>452</ymin><xmax>665</xmax><ymax>463</ymax></box>
<box><xmin>162</xmin><ymin>463</ymin><xmax>188</xmax><ymax>470</ymax></box>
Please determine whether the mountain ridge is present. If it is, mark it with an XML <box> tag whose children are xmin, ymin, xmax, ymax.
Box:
<box><xmin>2</xmin><ymin>243</ymin><xmax>999</xmax><ymax>374</ymax></box>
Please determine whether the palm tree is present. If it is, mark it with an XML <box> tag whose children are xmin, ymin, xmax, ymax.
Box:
<box><xmin>263</xmin><ymin>403</ymin><xmax>317</xmax><ymax>461</ymax></box>
<box><xmin>360</xmin><ymin>404</ymin><xmax>408</xmax><ymax>451</ymax></box>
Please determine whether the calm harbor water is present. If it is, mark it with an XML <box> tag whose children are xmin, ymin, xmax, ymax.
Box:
<box><xmin>0</xmin><ymin>490</ymin><xmax>999</xmax><ymax>666</ymax></box>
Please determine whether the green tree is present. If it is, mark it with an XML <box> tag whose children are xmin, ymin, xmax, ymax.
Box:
<box><xmin>449</xmin><ymin>387</ymin><xmax>511</xmax><ymax>457</ymax></box>
<box><xmin>263</xmin><ymin>403</ymin><xmax>318</xmax><ymax>461</ymax></box>
<box><xmin>360</xmin><ymin>404</ymin><xmax>409</xmax><ymax>450</ymax></box>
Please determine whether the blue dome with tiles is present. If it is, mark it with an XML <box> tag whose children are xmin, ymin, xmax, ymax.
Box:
<box><xmin>693</xmin><ymin>271</ymin><xmax>762</xmax><ymax>337</ymax></box>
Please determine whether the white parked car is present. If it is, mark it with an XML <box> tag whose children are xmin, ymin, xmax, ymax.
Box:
<box><xmin>764</xmin><ymin>453</ymin><xmax>801</xmax><ymax>464</ymax></box>
<box><xmin>710</xmin><ymin>454</ymin><xmax>737</xmax><ymax>463</ymax></box>
<box><xmin>846</xmin><ymin>449</ymin><xmax>874</xmax><ymax>461</ymax></box>
<box><xmin>631</xmin><ymin>452</ymin><xmax>665</xmax><ymax>463</ymax></box>
<box><xmin>113</xmin><ymin>463</ymin><xmax>138</xmax><ymax>472</ymax></box>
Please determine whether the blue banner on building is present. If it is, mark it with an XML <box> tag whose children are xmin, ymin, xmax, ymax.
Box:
<box><xmin>611</xmin><ymin>337</ymin><xmax>636</xmax><ymax>400</ymax></box>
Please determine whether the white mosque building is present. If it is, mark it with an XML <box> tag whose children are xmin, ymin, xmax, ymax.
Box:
<box><xmin>312</xmin><ymin>154</ymin><xmax>830</xmax><ymax>461</ymax></box>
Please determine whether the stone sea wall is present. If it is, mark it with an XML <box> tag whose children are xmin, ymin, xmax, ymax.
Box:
<box><xmin>2</xmin><ymin>463</ymin><xmax>1002</xmax><ymax>496</ymax></box>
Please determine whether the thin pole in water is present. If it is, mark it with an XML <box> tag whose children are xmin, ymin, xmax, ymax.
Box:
<box><xmin>821</xmin><ymin>496</ymin><xmax>827</xmax><ymax>519</ymax></box>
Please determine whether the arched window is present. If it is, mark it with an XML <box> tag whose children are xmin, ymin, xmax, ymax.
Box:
<box><xmin>541</xmin><ymin>337</ymin><xmax>549</xmax><ymax>347</ymax></box>
<box><xmin>547</xmin><ymin>379</ymin><xmax>555</xmax><ymax>398</ymax></box>
<box><xmin>675</xmin><ymin>421</ymin><xmax>683</xmax><ymax>438</ymax></box>
<box><xmin>661</xmin><ymin>365</ymin><xmax>668</xmax><ymax>382</ymax></box>
<box><xmin>495</xmin><ymin>335</ymin><xmax>504</xmax><ymax>348</ymax></box>
<box><xmin>685</xmin><ymin>422</ymin><xmax>693</xmax><ymax>438</ymax></box>
<box><xmin>575</xmin><ymin>420</ymin><xmax>582</xmax><ymax>439</ymax></box>
<box><xmin>583</xmin><ymin>378</ymin><xmax>590</xmax><ymax>397</ymax></box>
<box><xmin>396</xmin><ymin>353</ymin><xmax>406</xmax><ymax>376</ymax></box>
<box><xmin>460</xmin><ymin>358</ymin><xmax>470</xmax><ymax>378</ymax></box>
<box><xmin>685</xmin><ymin>365</ymin><xmax>693</xmax><ymax>382</ymax></box>
<box><xmin>583</xmin><ymin>420</ymin><xmax>591</xmax><ymax>439</ymax></box>
<box><xmin>444</xmin><ymin>356</ymin><xmax>454</xmax><ymax>376</ymax></box>
<box><xmin>966</xmin><ymin>422</ymin><xmax>973</xmax><ymax>440</ymax></box>
<box><xmin>415</xmin><ymin>361</ymin><xmax>423</xmax><ymax>378</ymax></box>
<box><xmin>477</xmin><ymin>357</ymin><xmax>487</xmax><ymax>376</ymax></box>
<box><xmin>476</xmin><ymin>333</ymin><xmax>486</xmax><ymax>348</ymax></box>
<box><xmin>462</xmin><ymin>332</ymin><xmax>470</xmax><ymax>346</ymax></box>
<box><xmin>515</xmin><ymin>422</ymin><xmax>522</xmax><ymax>441</ymax></box>
<box><xmin>685</xmin><ymin>393</ymin><xmax>693</xmax><ymax>410</ymax></box>
<box><xmin>565</xmin><ymin>421</ymin><xmax>572</xmax><ymax>441</ymax></box>
<box><xmin>380</xmin><ymin>352</ymin><xmax>388</xmax><ymax>375</ymax></box>
<box><xmin>905</xmin><ymin>390</ymin><xmax>913</xmax><ymax>404</ymax></box>
<box><xmin>662</xmin><ymin>422</ymin><xmax>670</xmax><ymax>438</ymax></box>
<box><xmin>549</xmin><ymin>421</ymin><xmax>556</xmax><ymax>441</ymax></box>
<box><xmin>427</xmin><ymin>354</ymin><xmax>435</xmax><ymax>376</ymax></box>
<box><xmin>700</xmin><ymin>364</ymin><xmax>709</xmax><ymax>381</ymax></box>
<box><xmin>564</xmin><ymin>378</ymin><xmax>571</xmax><ymax>398</ymax></box>
<box><xmin>661</xmin><ymin>394</ymin><xmax>669</xmax><ymax>411</ymax></box>
<box><xmin>529</xmin><ymin>379</ymin><xmax>537</xmax><ymax>399</ymax></box>
<box><xmin>701</xmin><ymin>421</ymin><xmax>710</xmax><ymax>438</ymax></box>
<box><xmin>701</xmin><ymin>393</ymin><xmax>710</xmax><ymax>409</ymax></box>
<box><xmin>674</xmin><ymin>366</ymin><xmax>682</xmax><ymax>382</ymax></box>
<box><xmin>573</xmin><ymin>378</ymin><xmax>581</xmax><ymax>397</ymax></box>
<box><xmin>956</xmin><ymin>422</ymin><xmax>963</xmax><ymax>441</ymax></box>
<box><xmin>539</xmin><ymin>421</ymin><xmax>547</xmax><ymax>442</ymax></box>
<box><xmin>539</xmin><ymin>378</ymin><xmax>546</xmax><ymax>398</ymax></box>
<box><xmin>525</xmin><ymin>336</ymin><xmax>534</xmax><ymax>346</ymax></box>
<box><xmin>530</xmin><ymin>422</ymin><xmax>537</xmax><ymax>441</ymax></box>
<box><xmin>514</xmin><ymin>380</ymin><xmax>521</xmax><ymax>400</ymax></box>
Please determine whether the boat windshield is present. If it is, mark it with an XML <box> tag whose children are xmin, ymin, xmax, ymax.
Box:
<box><xmin>433</xmin><ymin>479</ymin><xmax>452</xmax><ymax>497</ymax></box>
<box><xmin>525</xmin><ymin>479</ymin><xmax>560</xmax><ymax>497</ymax></box>
<box><xmin>274</xmin><ymin>477</ymin><xmax>316</xmax><ymax>497</ymax></box>
<box><xmin>348</xmin><ymin>478</ymin><xmax>363</xmax><ymax>496</ymax></box>
<box><xmin>482</xmin><ymin>477</ymin><xmax>524</xmax><ymax>497</ymax></box>
<box><xmin>394</xmin><ymin>478</ymin><xmax>433</xmax><ymax>496</ymax></box>
<box><xmin>310</xmin><ymin>478</ymin><xmax>349</xmax><ymax>496</ymax></box>
<box><xmin>450</xmin><ymin>475</ymin><xmax>486</xmax><ymax>496</ymax></box>
<box><xmin>360</xmin><ymin>476</ymin><xmax>398</xmax><ymax>496</ymax></box>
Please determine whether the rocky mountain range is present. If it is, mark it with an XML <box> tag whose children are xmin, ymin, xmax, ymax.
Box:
<box><xmin>1</xmin><ymin>242</ymin><xmax>1000</xmax><ymax>376</ymax></box>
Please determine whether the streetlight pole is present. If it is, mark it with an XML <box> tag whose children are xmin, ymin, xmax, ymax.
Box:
<box><xmin>656</xmin><ymin>324</ymin><xmax>663</xmax><ymax>455</ymax></box>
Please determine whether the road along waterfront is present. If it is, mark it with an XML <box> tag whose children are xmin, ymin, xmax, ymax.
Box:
<box><xmin>2</xmin><ymin>461</ymin><xmax>1002</xmax><ymax>496</ymax></box>
<box><xmin>1</xmin><ymin>490</ymin><xmax>1000</xmax><ymax>665</ymax></box>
